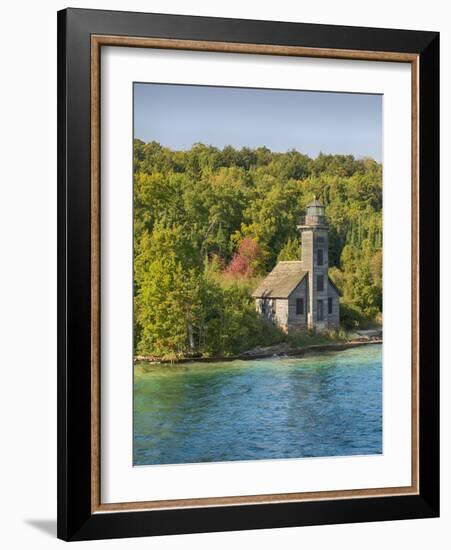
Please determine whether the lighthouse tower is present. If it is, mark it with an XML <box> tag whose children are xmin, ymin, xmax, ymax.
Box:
<box><xmin>297</xmin><ymin>197</ymin><xmax>330</xmax><ymax>330</ymax></box>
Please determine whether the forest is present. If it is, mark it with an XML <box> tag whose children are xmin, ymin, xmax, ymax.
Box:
<box><xmin>134</xmin><ymin>140</ymin><xmax>383</xmax><ymax>360</ymax></box>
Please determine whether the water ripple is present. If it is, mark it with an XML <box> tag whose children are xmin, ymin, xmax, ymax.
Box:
<box><xmin>134</xmin><ymin>344</ymin><xmax>382</xmax><ymax>465</ymax></box>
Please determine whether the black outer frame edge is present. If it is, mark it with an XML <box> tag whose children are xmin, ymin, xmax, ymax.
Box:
<box><xmin>418</xmin><ymin>34</ymin><xmax>440</xmax><ymax>513</ymax></box>
<box><xmin>57</xmin><ymin>8</ymin><xmax>68</xmax><ymax>541</ymax></box>
<box><xmin>62</xmin><ymin>7</ymin><xmax>437</xmax><ymax>53</ymax></box>
<box><xmin>58</xmin><ymin>7</ymin><xmax>93</xmax><ymax>540</ymax></box>
<box><xmin>71</xmin><ymin>495</ymin><xmax>437</xmax><ymax>542</ymax></box>
<box><xmin>57</xmin><ymin>7</ymin><xmax>440</xmax><ymax>542</ymax></box>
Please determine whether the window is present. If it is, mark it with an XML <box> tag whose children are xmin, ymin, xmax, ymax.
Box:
<box><xmin>317</xmin><ymin>300</ymin><xmax>324</xmax><ymax>321</ymax></box>
<box><xmin>317</xmin><ymin>274</ymin><xmax>324</xmax><ymax>291</ymax></box>
<box><xmin>328</xmin><ymin>297</ymin><xmax>333</xmax><ymax>314</ymax></box>
<box><xmin>296</xmin><ymin>298</ymin><xmax>304</xmax><ymax>315</ymax></box>
<box><xmin>317</xmin><ymin>249</ymin><xmax>324</xmax><ymax>266</ymax></box>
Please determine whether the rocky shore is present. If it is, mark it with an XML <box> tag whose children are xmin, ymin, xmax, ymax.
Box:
<box><xmin>134</xmin><ymin>331</ymin><xmax>382</xmax><ymax>365</ymax></box>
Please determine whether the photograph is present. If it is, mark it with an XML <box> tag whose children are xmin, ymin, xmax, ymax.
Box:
<box><xmin>132</xmin><ymin>83</ymin><xmax>384</xmax><ymax>466</ymax></box>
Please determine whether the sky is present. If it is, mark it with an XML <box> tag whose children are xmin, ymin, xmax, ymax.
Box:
<box><xmin>134</xmin><ymin>83</ymin><xmax>382</xmax><ymax>162</ymax></box>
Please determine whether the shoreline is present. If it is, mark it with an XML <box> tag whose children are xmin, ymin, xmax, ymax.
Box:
<box><xmin>134</xmin><ymin>338</ymin><xmax>382</xmax><ymax>365</ymax></box>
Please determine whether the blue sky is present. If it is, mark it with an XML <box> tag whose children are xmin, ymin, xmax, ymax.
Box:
<box><xmin>134</xmin><ymin>83</ymin><xmax>382</xmax><ymax>162</ymax></box>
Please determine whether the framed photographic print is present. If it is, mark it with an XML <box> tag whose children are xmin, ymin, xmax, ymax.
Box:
<box><xmin>57</xmin><ymin>8</ymin><xmax>439</xmax><ymax>541</ymax></box>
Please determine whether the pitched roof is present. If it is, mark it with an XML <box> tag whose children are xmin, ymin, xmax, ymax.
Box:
<box><xmin>252</xmin><ymin>261</ymin><xmax>307</xmax><ymax>298</ymax></box>
<box><xmin>328</xmin><ymin>276</ymin><xmax>342</xmax><ymax>296</ymax></box>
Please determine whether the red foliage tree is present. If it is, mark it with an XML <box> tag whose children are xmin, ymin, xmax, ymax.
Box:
<box><xmin>224</xmin><ymin>237</ymin><xmax>261</xmax><ymax>278</ymax></box>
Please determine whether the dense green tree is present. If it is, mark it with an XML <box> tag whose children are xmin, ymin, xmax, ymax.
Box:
<box><xmin>277</xmin><ymin>237</ymin><xmax>302</xmax><ymax>262</ymax></box>
<box><xmin>135</xmin><ymin>225</ymin><xmax>204</xmax><ymax>358</ymax></box>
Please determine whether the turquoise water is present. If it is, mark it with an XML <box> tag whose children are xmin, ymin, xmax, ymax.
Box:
<box><xmin>134</xmin><ymin>344</ymin><xmax>382</xmax><ymax>465</ymax></box>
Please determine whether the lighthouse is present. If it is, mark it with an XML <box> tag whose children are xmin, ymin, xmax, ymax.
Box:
<box><xmin>253</xmin><ymin>197</ymin><xmax>340</xmax><ymax>332</ymax></box>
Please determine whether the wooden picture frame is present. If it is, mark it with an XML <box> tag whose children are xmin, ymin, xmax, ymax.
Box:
<box><xmin>57</xmin><ymin>7</ymin><xmax>439</xmax><ymax>541</ymax></box>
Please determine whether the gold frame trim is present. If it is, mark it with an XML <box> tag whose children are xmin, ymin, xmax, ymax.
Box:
<box><xmin>90</xmin><ymin>35</ymin><xmax>420</xmax><ymax>514</ymax></box>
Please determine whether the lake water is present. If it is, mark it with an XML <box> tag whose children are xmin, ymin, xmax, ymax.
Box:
<box><xmin>134</xmin><ymin>344</ymin><xmax>382</xmax><ymax>465</ymax></box>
